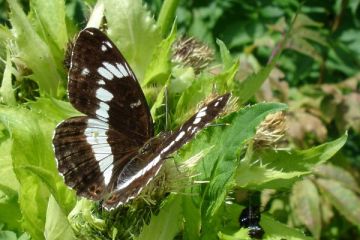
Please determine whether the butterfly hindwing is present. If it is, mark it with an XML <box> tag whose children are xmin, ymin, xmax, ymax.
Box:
<box><xmin>53</xmin><ymin>116</ymin><xmax>143</xmax><ymax>199</ymax></box>
<box><xmin>68</xmin><ymin>28</ymin><xmax>153</xmax><ymax>140</ymax></box>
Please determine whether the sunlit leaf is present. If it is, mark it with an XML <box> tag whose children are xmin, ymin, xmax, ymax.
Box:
<box><xmin>290</xmin><ymin>179</ymin><xmax>321</xmax><ymax>239</ymax></box>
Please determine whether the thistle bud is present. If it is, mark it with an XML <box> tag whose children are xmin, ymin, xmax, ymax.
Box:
<box><xmin>172</xmin><ymin>37</ymin><xmax>214</xmax><ymax>73</ymax></box>
<box><xmin>254</xmin><ymin>111</ymin><xmax>286</xmax><ymax>149</ymax></box>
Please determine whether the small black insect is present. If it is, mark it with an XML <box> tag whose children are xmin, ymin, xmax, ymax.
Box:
<box><xmin>239</xmin><ymin>205</ymin><xmax>265</xmax><ymax>239</ymax></box>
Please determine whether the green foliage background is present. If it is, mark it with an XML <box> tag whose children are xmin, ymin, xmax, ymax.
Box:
<box><xmin>0</xmin><ymin>0</ymin><xmax>359</xmax><ymax>239</ymax></box>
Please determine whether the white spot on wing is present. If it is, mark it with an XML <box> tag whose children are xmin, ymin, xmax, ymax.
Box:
<box><xmin>116</xmin><ymin>63</ymin><xmax>128</xmax><ymax>77</ymax></box>
<box><xmin>96</xmin><ymin>88</ymin><xmax>113</xmax><ymax>102</ymax></box>
<box><xmin>130</xmin><ymin>99</ymin><xmax>141</xmax><ymax>108</ymax></box>
<box><xmin>81</xmin><ymin>68</ymin><xmax>90</xmax><ymax>76</ymax></box>
<box><xmin>200</xmin><ymin>106</ymin><xmax>207</xmax><ymax>112</ymax></box>
<box><xmin>193</xmin><ymin>117</ymin><xmax>201</xmax><ymax>124</ymax></box>
<box><xmin>98</xmin><ymin>80</ymin><xmax>106</xmax><ymax>85</ymax></box>
<box><xmin>103</xmin><ymin>164</ymin><xmax>113</xmax><ymax>185</ymax></box>
<box><xmin>85</xmin><ymin>30</ymin><xmax>94</xmax><ymax>35</ymax></box>
<box><xmin>116</xmin><ymin>155</ymin><xmax>162</xmax><ymax>191</ymax></box>
<box><xmin>160</xmin><ymin>140</ymin><xmax>176</xmax><ymax>154</ymax></box>
<box><xmin>103</xmin><ymin>62</ymin><xmax>123</xmax><ymax>78</ymax></box>
<box><xmin>175</xmin><ymin>131</ymin><xmax>185</xmax><ymax>142</ymax></box>
<box><xmin>214</xmin><ymin>101</ymin><xmax>219</xmax><ymax>107</ymax></box>
<box><xmin>196</xmin><ymin>111</ymin><xmax>206</xmax><ymax>118</ymax></box>
<box><xmin>97</xmin><ymin>67</ymin><xmax>114</xmax><ymax>80</ymax></box>
<box><xmin>96</xmin><ymin>102</ymin><xmax>110</xmax><ymax>120</ymax></box>
<box><xmin>101</xmin><ymin>45</ymin><xmax>107</xmax><ymax>51</ymax></box>
<box><xmin>84</xmin><ymin>119</ymin><xmax>114</xmax><ymax>185</ymax></box>
<box><xmin>191</xmin><ymin>127</ymin><xmax>198</xmax><ymax>135</ymax></box>
<box><xmin>104</xmin><ymin>41</ymin><xmax>112</xmax><ymax>48</ymax></box>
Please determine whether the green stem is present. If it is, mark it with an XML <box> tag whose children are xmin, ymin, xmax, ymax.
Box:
<box><xmin>157</xmin><ymin>0</ymin><xmax>180</xmax><ymax>37</ymax></box>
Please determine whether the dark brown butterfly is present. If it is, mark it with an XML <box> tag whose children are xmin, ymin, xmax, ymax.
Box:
<box><xmin>52</xmin><ymin>28</ymin><xmax>230</xmax><ymax>210</ymax></box>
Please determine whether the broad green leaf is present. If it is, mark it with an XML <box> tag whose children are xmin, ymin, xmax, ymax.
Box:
<box><xmin>242</xmin><ymin>134</ymin><xmax>347</xmax><ymax>189</ymax></box>
<box><xmin>236</xmin><ymin>59</ymin><xmax>277</xmax><ymax>104</ymax></box>
<box><xmin>137</xmin><ymin>196</ymin><xmax>183</xmax><ymax>240</ymax></box>
<box><xmin>27</xmin><ymin>97</ymin><xmax>81</xmax><ymax>122</ymax></box>
<box><xmin>317</xmin><ymin>179</ymin><xmax>360</xmax><ymax>226</ymax></box>
<box><xmin>201</xmin><ymin>103</ymin><xmax>287</xmax><ymax>217</ymax></box>
<box><xmin>290</xmin><ymin>179</ymin><xmax>321</xmax><ymax>239</ymax></box>
<box><xmin>0</xmin><ymin>106</ymin><xmax>76</xmax><ymax>239</ymax></box>
<box><xmin>261</xmin><ymin>133</ymin><xmax>347</xmax><ymax>171</ymax></box>
<box><xmin>0</xmin><ymin>184</ymin><xmax>21</xmax><ymax>233</ymax></box>
<box><xmin>105</xmin><ymin>0</ymin><xmax>162</xmax><ymax>81</ymax></box>
<box><xmin>30</xmin><ymin>0</ymin><xmax>68</xmax><ymax>60</ymax></box>
<box><xmin>18</xmin><ymin>176</ymin><xmax>49</xmax><ymax>240</ymax></box>
<box><xmin>0</xmin><ymin>49</ymin><xmax>16</xmax><ymax>106</ymax></box>
<box><xmin>143</xmin><ymin>23</ymin><xmax>176</xmax><ymax>86</ymax></box>
<box><xmin>8</xmin><ymin>0</ymin><xmax>63</xmax><ymax>97</ymax></box>
<box><xmin>313</xmin><ymin>164</ymin><xmax>360</xmax><ymax>193</ymax></box>
<box><xmin>44</xmin><ymin>195</ymin><xmax>76</xmax><ymax>240</ymax></box>
<box><xmin>0</xmin><ymin>138</ymin><xmax>19</xmax><ymax>191</ymax></box>
<box><xmin>150</xmin><ymin>85</ymin><xmax>166</xmax><ymax>123</ymax></box>
<box><xmin>216</xmin><ymin>39</ymin><xmax>234</xmax><ymax>70</ymax></box>
<box><xmin>182</xmin><ymin>195</ymin><xmax>201</xmax><ymax>240</ymax></box>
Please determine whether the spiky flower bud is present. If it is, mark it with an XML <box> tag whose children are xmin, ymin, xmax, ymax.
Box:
<box><xmin>254</xmin><ymin>111</ymin><xmax>286</xmax><ymax>149</ymax></box>
<box><xmin>172</xmin><ymin>37</ymin><xmax>214</xmax><ymax>73</ymax></box>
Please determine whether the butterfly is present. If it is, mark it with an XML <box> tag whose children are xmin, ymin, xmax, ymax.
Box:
<box><xmin>52</xmin><ymin>27</ymin><xmax>230</xmax><ymax>210</ymax></box>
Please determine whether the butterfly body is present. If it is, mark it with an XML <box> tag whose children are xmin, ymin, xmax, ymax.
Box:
<box><xmin>53</xmin><ymin>27</ymin><xmax>230</xmax><ymax>210</ymax></box>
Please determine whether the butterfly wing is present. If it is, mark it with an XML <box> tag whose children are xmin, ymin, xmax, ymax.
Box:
<box><xmin>102</xmin><ymin>93</ymin><xmax>230</xmax><ymax>210</ymax></box>
<box><xmin>53</xmin><ymin>28</ymin><xmax>153</xmax><ymax>200</ymax></box>
<box><xmin>68</xmin><ymin>28</ymin><xmax>153</xmax><ymax>139</ymax></box>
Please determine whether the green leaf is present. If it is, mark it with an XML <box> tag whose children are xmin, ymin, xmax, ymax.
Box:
<box><xmin>216</xmin><ymin>39</ymin><xmax>234</xmax><ymax>70</ymax></box>
<box><xmin>317</xmin><ymin>179</ymin><xmax>360</xmax><ymax>226</ymax></box>
<box><xmin>137</xmin><ymin>196</ymin><xmax>183</xmax><ymax>240</ymax></box>
<box><xmin>243</xmin><ymin>133</ymin><xmax>348</xmax><ymax>189</ymax></box>
<box><xmin>313</xmin><ymin>164</ymin><xmax>360</xmax><ymax>193</ymax></box>
<box><xmin>182</xmin><ymin>195</ymin><xmax>201</xmax><ymax>240</ymax></box>
<box><xmin>30</xmin><ymin>0</ymin><xmax>68</xmax><ymax>56</ymax></box>
<box><xmin>8</xmin><ymin>0</ymin><xmax>63</xmax><ymax>97</ymax></box>
<box><xmin>290</xmin><ymin>179</ymin><xmax>321</xmax><ymax>239</ymax></box>
<box><xmin>150</xmin><ymin>86</ymin><xmax>166</xmax><ymax>123</ymax></box>
<box><xmin>44</xmin><ymin>195</ymin><xmax>76</xmax><ymax>240</ymax></box>
<box><xmin>172</xmin><ymin>102</ymin><xmax>287</xmax><ymax>235</ymax></box>
<box><xmin>235</xmin><ymin>59</ymin><xmax>277</xmax><ymax>104</ymax></box>
<box><xmin>0</xmin><ymin>105</ymin><xmax>76</xmax><ymax>239</ymax></box>
<box><xmin>143</xmin><ymin>23</ymin><xmax>176</xmax><ymax>86</ymax></box>
<box><xmin>0</xmin><ymin>49</ymin><xmax>16</xmax><ymax>106</ymax></box>
<box><xmin>202</xmin><ymin>103</ymin><xmax>287</xmax><ymax>216</ymax></box>
<box><xmin>0</xmin><ymin>138</ymin><xmax>19</xmax><ymax>191</ymax></box>
<box><xmin>105</xmin><ymin>0</ymin><xmax>162</xmax><ymax>81</ymax></box>
<box><xmin>0</xmin><ymin>184</ymin><xmax>21</xmax><ymax>233</ymax></box>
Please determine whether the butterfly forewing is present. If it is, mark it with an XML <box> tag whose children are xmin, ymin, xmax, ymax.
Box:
<box><xmin>68</xmin><ymin>28</ymin><xmax>153</xmax><ymax>139</ymax></box>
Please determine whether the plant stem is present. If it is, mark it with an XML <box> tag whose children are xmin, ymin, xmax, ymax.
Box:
<box><xmin>157</xmin><ymin>0</ymin><xmax>180</xmax><ymax>37</ymax></box>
